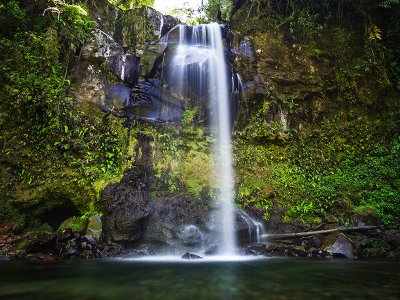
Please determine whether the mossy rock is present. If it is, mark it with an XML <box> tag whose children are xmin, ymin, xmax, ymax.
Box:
<box><xmin>12</xmin><ymin>239</ymin><xmax>30</xmax><ymax>251</ymax></box>
<box><xmin>58</xmin><ymin>217</ymin><xmax>87</xmax><ymax>233</ymax></box>
<box><xmin>86</xmin><ymin>215</ymin><xmax>102</xmax><ymax>240</ymax></box>
<box><xmin>322</xmin><ymin>232</ymin><xmax>356</xmax><ymax>259</ymax></box>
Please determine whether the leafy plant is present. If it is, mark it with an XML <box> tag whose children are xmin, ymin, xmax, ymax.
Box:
<box><xmin>289</xmin><ymin>9</ymin><xmax>324</xmax><ymax>40</ymax></box>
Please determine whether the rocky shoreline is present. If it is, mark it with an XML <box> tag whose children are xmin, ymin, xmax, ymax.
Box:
<box><xmin>1</xmin><ymin>218</ymin><xmax>399</xmax><ymax>261</ymax></box>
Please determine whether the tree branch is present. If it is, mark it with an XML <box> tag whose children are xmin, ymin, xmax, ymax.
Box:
<box><xmin>262</xmin><ymin>226</ymin><xmax>380</xmax><ymax>240</ymax></box>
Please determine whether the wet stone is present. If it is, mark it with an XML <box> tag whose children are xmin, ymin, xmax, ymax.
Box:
<box><xmin>86</xmin><ymin>215</ymin><xmax>103</xmax><ymax>241</ymax></box>
<box><xmin>181</xmin><ymin>253</ymin><xmax>202</xmax><ymax>260</ymax></box>
<box><xmin>323</xmin><ymin>233</ymin><xmax>357</xmax><ymax>259</ymax></box>
<box><xmin>84</xmin><ymin>235</ymin><xmax>97</xmax><ymax>245</ymax></box>
<box><xmin>178</xmin><ymin>225</ymin><xmax>202</xmax><ymax>246</ymax></box>
<box><xmin>246</xmin><ymin>243</ymin><xmax>266</xmax><ymax>255</ymax></box>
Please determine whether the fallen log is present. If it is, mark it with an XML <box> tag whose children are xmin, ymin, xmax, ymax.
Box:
<box><xmin>262</xmin><ymin>226</ymin><xmax>380</xmax><ymax>240</ymax></box>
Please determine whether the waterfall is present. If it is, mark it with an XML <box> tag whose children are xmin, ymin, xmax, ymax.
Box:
<box><xmin>238</xmin><ymin>210</ymin><xmax>266</xmax><ymax>243</ymax></box>
<box><xmin>166</xmin><ymin>23</ymin><xmax>236</xmax><ymax>255</ymax></box>
<box><xmin>207</xmin><ymin>23</ymin><xmax>236</xmax><ymax>255</ymax></box>
<box><xmin>121</xmin><ymin>55</ymin><xmax>126</xmax><ymax>82</ymax></box>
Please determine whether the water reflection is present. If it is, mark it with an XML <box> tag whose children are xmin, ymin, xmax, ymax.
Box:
<box><xmin>0</xmin><ymin>258</ymin><xmax>399</xmax><ymax>299</ymax></box>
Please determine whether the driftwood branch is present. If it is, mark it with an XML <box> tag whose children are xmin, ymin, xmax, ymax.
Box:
<box><xmin>262</xmin><ymin>226</ymin><xmax>380</xmax><ymax>240</ymax></box>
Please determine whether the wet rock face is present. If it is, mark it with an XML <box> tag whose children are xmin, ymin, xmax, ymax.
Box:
<box><xmin>107</xmin><ymin>54</ymin><xmax>140</xmax><ymax>86</ymax></box>
<box><xmin>102</xmin><ymin>168</ymin><xmax>154</xmax><ymax>243</ymax></box>
<box><xmin>82</xmin><ymin>29</ymin><xmax>124</xmax><ymax>61</ymax></box>
<box><xmin>230</xmin><ymin>16</ymin><xmax>331</xmax><ymax>131</ymax></box>
<box><xmin>178</xmin><ymin>225</ymin><xmax>203</xmax><ymax>246</ymax></box>
<box><xmin>70</xmin><ymin>2</ymin><xmax>178</xmax><ymax>113</ymax></box>
<box><xmin>126</xmin><ymin>79</ymin><xmax>184</xmax><ymax>122</ymax></box>
<box><xmin>102</xmin><ymin>133</ymin><xmax>154</xmax><ymax>243</ymax></box>
<box><xmin>86</xmin><ymin>0</ymin><xmax>177</xmax><ymax>46</ymax></box>
<box><xmin>145</xmin><ymin>7</ymin><xmax>177</xmax><ymax>40</ymax></box>
<box><xmin>140</xmin><ymin>44</ymin><xmax>168</xmax><ymax>79</ymax></box>
<box><xmin>71</xmin><ymin>29</ymin><xmax>140</xmax><ymax>110</ymax></box>
<box><xmin>113</xmin><ymin>7</ymin><xmax>177</xmax><ymax>54</ymax></box>
<box><xmin>235</xmin><ymin>210</ymin><xmax>265</xmax><ymax>245</ymax></box>
<box><xmin>70</xmin><ymin>62</ymin><xmax>108</xmax><ymax>108</ymax></box>
<box><xmin>232</xmin><ymin>37</ymin><xmax>254</xmax><ymax>60</ymax></box>
<box><xmin>143</xmin><ymin>197</ymin><xmax>206</xmax><ymax>250</ymax></box>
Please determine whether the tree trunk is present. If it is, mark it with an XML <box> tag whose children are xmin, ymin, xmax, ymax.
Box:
<box><xmin>262</xmin><ymin>226</ymin><xmax>380</xmax><ymax>240</ymax></box>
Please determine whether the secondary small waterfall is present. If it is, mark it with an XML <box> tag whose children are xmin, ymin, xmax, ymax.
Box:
<box><xmin>165</xmin><ymin>23</ymin><xmax>236</xmax><ymax>255</ymax></box>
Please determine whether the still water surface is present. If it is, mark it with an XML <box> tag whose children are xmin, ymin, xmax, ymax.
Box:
<box><xmin>0</xmin><ymin>257</ymin><xmax>399</xmax><ymax>299</ymax></box>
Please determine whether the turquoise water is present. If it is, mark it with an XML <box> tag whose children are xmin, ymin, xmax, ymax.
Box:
<box><xmin>0</xmin><ymin>258</ymin><xmax>399</xmax><ymax>299</ymax></box>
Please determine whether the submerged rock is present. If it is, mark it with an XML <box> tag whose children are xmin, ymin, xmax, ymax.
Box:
<box><xmin>181</xmin><ymin>252</ymin><xmax>202</xmax><ymax>260</ymax></box>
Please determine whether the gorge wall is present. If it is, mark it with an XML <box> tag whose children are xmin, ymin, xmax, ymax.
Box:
<box><xmin>0</xmin><ymin>0</ymin><xmax>399</xmax><ymax>249</ymax></box>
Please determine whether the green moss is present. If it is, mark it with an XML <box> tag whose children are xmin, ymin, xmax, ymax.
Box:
<box><xmin>58</xmin><ymin>216</ymin><xmax>87</xmax><ymax>232</ymax></box>
<box><xmin>147</xmin><ymin>121</ymin><xmax>215</xmax><ymax>200</ymax></box>
<box><xmin>0</xmin><ymin>0</ymin><xmax>130</xmax><ymax>223</ymax></box>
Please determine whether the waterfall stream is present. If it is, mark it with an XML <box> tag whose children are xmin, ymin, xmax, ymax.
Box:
<box><xmin>165</xmin><ymin>23</ymin><xmax>236</xmax><ymax>255</ymax></box>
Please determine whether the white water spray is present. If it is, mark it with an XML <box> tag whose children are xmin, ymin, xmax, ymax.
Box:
<box><xmin>167</xmin><ymin>23</ymin><xmax>236</xmax><ymax>255</ymax></box>
<box><xmin>207</xmin><ymin>23</ymin><xmax>236</xmax><ymax>255</ymax></box>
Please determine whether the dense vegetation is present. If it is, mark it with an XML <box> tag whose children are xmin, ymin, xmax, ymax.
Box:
<box><xmin>0</xmin><ymin>0</ymin><xmax>129</xmax><ymax>225</ymax></box>
<box><xmin>230</xmin><ymin>0</ymin><xmax>400</xmax><ymax>227</ymax></box>
<box><xmin>0</xmin><ymin>0</ymin><xmax>399</xmax><ymax>231</ymax></box>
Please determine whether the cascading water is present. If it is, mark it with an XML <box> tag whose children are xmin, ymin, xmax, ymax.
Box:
<box><xmin>166</xmin><ymin>23</ymin><xmax>236</xmax><ymax>255</ymax></box>
<box><xmin>237</xmin><ymin>210</ymin><xmax>266</xmax><ymax>243</ymax></box>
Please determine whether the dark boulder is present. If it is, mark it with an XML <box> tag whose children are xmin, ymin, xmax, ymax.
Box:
<box><xmin>102</xmin><ymin>167</ymin><xmax>154</xmax><ymax>243</ymax></box>
<box><xmin>182</xmin><ymin>252</ymin><xmax>202</xmax><ymax>260</ymax></box>
<box><xmin>102</xmin><ymin>133</ymin><xmax>154</xmax><ymax>243</ymax></box>
<box><xmin>246</xmin><ymin>243</ymin><xmax>267</xmax><ymax>255</ymax></box>
<box><xmin>292</xmin><ymin>246</ymin><xmax>309</xmax><ymax>257</ymax></box>
<box><xmin>107</xmin><ymin>54</ymin><xmax>140</xmax><ymax>86</ymax></box>
<box><xmin>308</xmin><ymin>234</ymin><xmax>324</xmax><ymax>249</ymax></box>
<box><xmin>143</xmin><ymin>197</ymin><xmax>206</xmax><ymax>250</ymax></box>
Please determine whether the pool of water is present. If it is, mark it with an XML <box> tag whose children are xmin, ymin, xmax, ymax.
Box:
<box><xmin>0</xmin><ymin>257</ymin><xmax>399</xmax><ymax>299</ymax></box>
